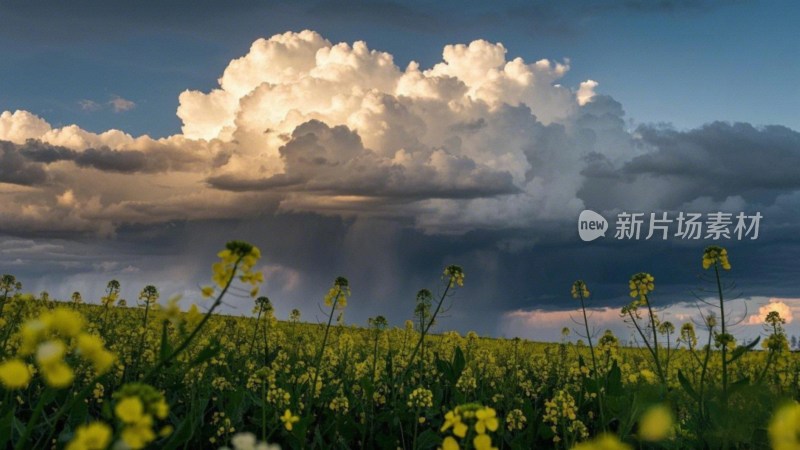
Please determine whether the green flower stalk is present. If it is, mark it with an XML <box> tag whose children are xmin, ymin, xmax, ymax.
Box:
<box><xmin>143</xmin><ymin>241</ymin><xmax>262</xmax><ymax>382</ymax></box>
<box><xmin>703</xmin><ymin>245</ymin><xmax>732</xmax><ymax>397</ymax></box>
<box><xmin>572</xmin><ymin>280</ymin><xmax>607</xmax><ymax>431</ymax></box>
<box><xmin>307</xmin><ymin>276</ymin><xmax>350</xmax><ymax>409</ymax></box>
<box><xmin>621</xmin><ymin>272</ymin><xmax>666</xmax><ymax>384</ymax></box>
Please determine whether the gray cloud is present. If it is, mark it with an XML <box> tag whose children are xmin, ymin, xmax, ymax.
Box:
<box><xmin>209</xmin><ymin>120</ymin><xmax>519</xmax><ymax>200</ymax></box>
<box><xmin>0</xmin><ymin>141</ymin><xmax>48</xmax><ymax>186</ymax></box>
<box><xmin>5</xmin><ymin>139</ymin><xmax>208</xmax><ymax>174</ymax></box>
<box><xmin>578</xmin><ymin>121</ymin><xmax>800</xmax><ymax>212</ymax></box>
<box><xmin>627</xmin><ymin>122</ymin><xmax>800</xmax><ymax>193</ymax></box>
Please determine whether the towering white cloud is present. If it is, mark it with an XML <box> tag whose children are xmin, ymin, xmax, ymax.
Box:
<box><xmin>6</xmin><ymin>29</ymin><xmax>788</xmax><ymax>238</ymax></box>
<box><xmin>171</xmin><ymin>30</ymin><xmax>607</xmax><ymax>231</ymax></box>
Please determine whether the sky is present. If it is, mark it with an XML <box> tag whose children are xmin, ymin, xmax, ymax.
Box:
<box><xmin>1</xmin><ymin>0</ymin><xmax>799</xmax><ymax>342</ymax></box>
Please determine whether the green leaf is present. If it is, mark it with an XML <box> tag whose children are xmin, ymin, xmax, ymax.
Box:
<box><xmin>159</xmin><ymin>321</ymin><xmax>171</xmax><ymax>362</ymax></box>
<box><xmin>192</xmin><ymin>339</ymin><xmax>221</xmax><ymax>365</ymax></box>
<box><xmin>728</xmin><ymin>336</ymin><xmax>760</xmax><ymax>364</ymax></box>
<box><xmin>0</xmin><ymin>407</ymin><xmax>13</xmax><ymax>448</ymax></box>
<box><xmin>452</xmin><ymin>346</ymin><xmax>465</xmax><ymax>378</ymax></box>
<box><xmin>728</xmin><ymin>376</ymin><xmax>751</xmax><ymax>396</ymax></box>
<box><xmin>415</xmin><ymin>429</ymin><xmax>439</xmax><ymax>449</ymax></box>
<box><xmin>606</xmin><ymin>361</ymin><xmax>624</xmax><ymax>396</ymax></box>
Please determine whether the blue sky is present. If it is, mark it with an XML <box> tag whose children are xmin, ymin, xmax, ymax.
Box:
<box><xmin>0</xmin><ymin>0</ymin><xmax>798</xmax><ymax>341</ymax></box>
<box><xmin>2</xmin><ymin>1</ymin><xmax>797</xmax><ymax>137</ymax></box>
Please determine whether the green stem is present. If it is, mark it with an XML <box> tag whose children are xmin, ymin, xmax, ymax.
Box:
<box><xmin>643</xmin><ymin>294</ymin><xmax>665</xmax><ymax>384</ymax></box>
<box><xmin>698</xmin><ymin>324</ymin><xmax>714</xmax><ymax>422</ymax></box>
<box><xmin>627</xmin><ymin>310</ymin><xmax>659</xmax><ymax>375</ymax></box>
<box><xmin>307</xmin><ymin>291</ymin><xmax>341</xmax><ymax>409</ymax></box>
<box><xmin>249</xmin><ymin>306</ymin><xmax>263</xmax><ymax>357</ymax></box>
<box><xmin>142</xmin><ymin>259</ymin><xmax>241</xmax><ymax>382</ymax></box>
<box><xmin>714</xmin><ymin>264</ymin><xmax>728</xmax><ymax>399</ymax></box>
<box><xmin>36</xmin><ymin>380</ymin><xmax>100</xmax><ymax>449</ymax></box>
<box><xmin>579</xmin><ymin>294</ymin><xmax>606</xmax><ymax>432</ymax></box>
<box><xmin>15</xmin><ymin>389</ymin><xmax>48</xmax><ymax>450</ymax></box>
<box><xmin>401</xmin><ymin>282</ymin><xmax>451</xmax><ymax>384</ymax></box>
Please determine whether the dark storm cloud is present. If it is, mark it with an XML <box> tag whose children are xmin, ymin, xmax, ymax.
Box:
<box><xmin>578</xmin><ymin>121</ymin><xmax>800</xmax><ymax>211</ymax></box>
<box><xmin>627</xmin><ymin>122</ymin><xmax>800</xmax><ymax>193</ymax></box>
<box><xmin>16</xmin><ymin>140</ymin><xmax>75</xmax><ymax>164</ymax></box>
<box><xmin>6</xmin><ymin>212</ymin><xmax>796</xmax><ymax>340</ymax></box>
<box><xmin>2</xmin><ymin>139</ymin><xmax>207</xmax><ymax>174</ymax></box>
<box><xmin>74</xmin><ymin>147</ymin><xmax>150</xmax><ymax>173</ymax></box>
<box><xmin>206</xmin><ymin>174</ymin><xmax>304</xmax><ymax>192</ymax></box>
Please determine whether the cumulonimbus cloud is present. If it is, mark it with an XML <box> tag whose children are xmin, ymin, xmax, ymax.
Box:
<box><xmin>0</xmin><ymin>30</ymin><xmax>798</xmax><ymax>237</ymax></box>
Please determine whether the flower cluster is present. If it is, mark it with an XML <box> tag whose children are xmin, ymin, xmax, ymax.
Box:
<box><xmin>571</xmin><ymin>280</ymin><xmax>590</xmax><ymax>299</ymax></box>
<box><xmin>628</xmin><ymin>272</ymin><xmax>655</xmax><ymax>304</ymax></box>
<box><xmin>443</xmin><ymin>265</ymin><xmax>465</xmax><ymax>288</ymax></box>
<box><xmin>714</xmin><ymin>332</ymin><xmax>735</xmax><ymax>350</ymax></box>
<box><xmin>679</xmin><ymin>323</ymin><xmax>697</xmax><ymax>349</ymax></box>
<box><xmin>323</xmin><ymin>277</ymin><xmax>350</xmax><ymax>309</ymax></box>
<box><xmin>544</xmin><ymin>390</ymin><xmax>588</xmax><ymax>444</ymax></box>
<box><xmin>702</xmin><ymin>246</ymin><xmax>731</xmax><ymax>270</ymax></box>
<box><xmin>66</xmin><ymin>421</ymin><xmax>113</xmax><ymax>450</ymax></box>
<box><xmin>14</xmin><ymin>308</ymin><xmax>114</xmax><ymax>388</ymax></box>
<box><xmin>407</xmin><ymin>387</ymin><xmax>434</xmax><ymax>409</ymax></box>
<box><xmin>505</xmin><ymin>409</ymin><xmax>527</xmax><ymax>431</ymax></box>
<box><xmin>113</xmin><ymin>383</ymin><xmax>171</xmax><ymax>449</ymax></box>
<box><xmin>440</xmin><ymin>403</ymin><xmax>499</xmax><ymax>450</ymax></box>
<box><xmin>329</xmin><ymin>393</ymin><xmax>349</xmax><ymax>413</ymax></box>
<box><xmin>206</xmin><ymin>241</ymin><xmax>263</xmax><ymax>298</ymax></box>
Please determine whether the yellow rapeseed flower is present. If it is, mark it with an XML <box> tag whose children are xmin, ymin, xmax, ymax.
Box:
<box><xmin>473</xmin><ymin>434</ymin><xmax>498</xmax><ymax>450</ymax></box>
<box><xmin>441</xmin><ymin>410</ymin><xmax>468</xmax><ymax>438</ymax></box>
<box><xmin>628</xmin><ymin>273</ymin><xmax>655</xmax><ymax>300</ymax></box>
<box><xmin>769</xmin><ymin>402</ymin><xmax>800</xmax><ymax>450</ymax></box>
<box><xmin>638</xmin><ymin>404</ymin><xmax>673</xmax><ymax>441</ymax></box>
<box><xmin>154</xmin><ymin>399</ymin><xmax>170</xmax><ymax>420</ymax></box>
<box><xmin>571</xmin><ymin>280</ymin><xmax>590</xmax><ymax>299</ymax></box>
<box><xmin>121</xmin><ymin>418</ymin><xmax>156</xmax><ymax>450</ymax></box>
<box><xmin>0</xmin><ymin>359</ymin><xmax>31</xmax><ymax>389</ymax></box>
<box><xmin>571</xmin><ymin>433</ymin><xmax>632</xmax><ymax>450</ymax></box>
<box><xmin>702</xmin><ymin>246</ymin><xmax>731</xmax><ymax>270</ymax></box>
<box><xmin>441</xmin><ymin>436</ymin><xmax>460</xmax><ymax>450</ymax></box>
<box><xmin>41</xmin><ymin>361</ymin><xmax>74</xmax><ymax>388</ymax></box>
<box><xmin>443</xmin><ymin>265</ymin><xmax>465</xmax><ymax>288</ymax></box>
<box><xmin>324</xmin><ymin>277</ymin><xmax>350</xmax><ymax>309</ymax></box>
<box><xmin>280</xmin><ymin>409</ymin><xmax>300</xmax><ymax>431</ymax></box>
<box><xmin>49</xmin><ymin>308</ymin><xmax>84</xmax><ymax>337</ymax></box>
<box><xmin>474</xmin><ymin>407</ymin><xmax>499</xmax><ymax>434</ymax></box>
<box><xmin>76</xmin><ymin>334</ymin><xmax>115</xmax><ymax>375</ymax></box>
<box><xmin>115</xmin><ymin>397</ymin><xmax>145</xmax><ymax>424</ymax></box>
<box><xmin>66</xmin><ymin>421</ymin><xmax>112</xmax><ymax>450</ymax></box>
